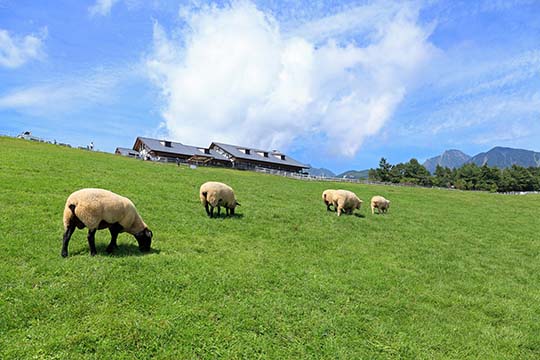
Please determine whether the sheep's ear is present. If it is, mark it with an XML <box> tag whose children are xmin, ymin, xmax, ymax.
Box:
<box><xmin>236</xmin><ymin>201</ymin><xmax>241</xmax><ymax>206</ymax></box>
<box><xmin>145</xmin><ymin>229</ymin><xmax>153</xmax><ymax>238</ymax></box>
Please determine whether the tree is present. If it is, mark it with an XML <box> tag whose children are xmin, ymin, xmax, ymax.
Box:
<box><xmin>377</xmin><ymin>157</ymin><xmax>392</xmax><ymax>182</ymax></box>
<box><xmin>433</xmin><ymin>165</ymin><xmax>453</xmax><ymax>188</ymax></box>
<box><xmin>472</xmin><ymin>164</ymin><xmax>501</xmax><ymax>192</ymax></box>
<box><xmin>455</xmin><ymin>163</ymin><xmax>481</xmax><ymax>190</ymax></box>
<box><xmin>402</xmin><ymin>158</ymin><xmax>432</xmax><ymax>186</ymax></box>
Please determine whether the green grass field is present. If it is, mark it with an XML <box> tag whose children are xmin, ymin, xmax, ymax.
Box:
<box><xmin>1</xmin><ymin>136</ymin><xmax>539</xmax><ymax>359</ymax></box>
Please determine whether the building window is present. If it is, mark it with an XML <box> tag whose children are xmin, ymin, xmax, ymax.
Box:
<box><xmin>161</xmin><ymin>141</ymin><xmax>172</xmax><ymax>147</ymax></box>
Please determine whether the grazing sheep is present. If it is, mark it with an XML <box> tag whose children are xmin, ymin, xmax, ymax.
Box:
<box><xmin>199</xmin><ymin>181</ymin><xmax>240</xmax><ymax>218</ymax></box>
<box><xmin>61</xmin><ymin>188</ymin><xmax>153</xmax><ymax>257</ymax></box>
<box><xmin>332</xmin><ymin>190</ymin><xmax>363</xmax><ymax>216</ymax></box>
<box><xmin>371</xmin><ymin>195</ymin><xmax>390</xmax><ymax>215</ymax></box>
<box><xmin>322</xmin><ymin>189</ymin><xmax>338</xmax><ymax>211</ymax></box>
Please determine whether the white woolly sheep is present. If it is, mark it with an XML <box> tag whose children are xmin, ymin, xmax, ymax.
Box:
<box><xmin>61</xmin><ymin>188</ymin><xmax>153</xmax><ymax>257</ymax></box>
<box><xmin>332</xmin><ymin>189</ymin><xmax>363</xmax><ymax>216</ymax></box>
<box><xmin>322</xmin><ymin>189</ymin><xmax>338</xmax><ymax>212</ymax></box>
<box><xmin>199</xmin><ymin>181</ymin><xmax>240</xmax><ymax>218</ymax></box>
<box><xmin>371</xmin><ymin>195</ymin><xmax>390</xmax><ymax>215</ymax></box>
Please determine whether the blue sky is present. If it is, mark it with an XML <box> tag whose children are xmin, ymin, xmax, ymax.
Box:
<box><xmin>1</xmin><ymin>0</ymin><xmax>539</xmax><ymax>173</ymax></box>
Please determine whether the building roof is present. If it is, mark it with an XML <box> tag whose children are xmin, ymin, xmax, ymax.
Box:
<box><xmin>134</xmin><ymin>137</ymin><xmax>229</xmax><ymax>161</ymax></box>
<box><xmin>116</xmin><ymin>147</ymin><xmax>139</xmax><ymax>156</ymax></box>
<box><xmin>211</xmin><ymin>142</ymin><xmax>309</xmax><ymax>169</ymax></box>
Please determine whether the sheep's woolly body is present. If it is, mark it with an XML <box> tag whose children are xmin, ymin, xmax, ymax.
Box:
<box><xmin>199</xmin><ymin>181</ymin><xmax>238</xmax><ymax>217</ymax></box>
<box><xmin>61</xmin><ymin>188</ymin><xmax>152</xmax><ymax>257</ymax></box>
<box><xmin>63</xmin><ymin>188</ymin><xmax>147</xmax><ymax>234</ymax></box>
<box><xmin>333</xmin><ymin>190</ymin><xmax>363</xmax><ymax>216</ymax></box>
<box><xmin>322</xmin><ymin>189</ymin><xmax>338</xmax><ymax>211</ymax></box>
<box><xmin>371</xmin><ymin>195</ymin><xmax>390</xmax><ymax>215</ymax></box>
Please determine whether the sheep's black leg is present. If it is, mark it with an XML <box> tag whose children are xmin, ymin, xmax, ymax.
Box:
<box><xmin>204</xmin><ymin>202</ymin><xmax>210</xmax><ymax>216</ymax></box>
<box><xmin>107</xmin><ymin>223</ymin><xmax>122</xmax><ymax>254</ymax></box>
<box><xmin>209</xmin><ymin>206</ymin><xmax>214</xmax><ymax>218</ymax></box>
<box><xmin>217</xmin><ymin>206</ymin><xmax>221</xmax><ymax>217</ymax></box>
<box><xmin>226</xmin><ymin>207</ymin><xmax>230</xmax><ymax>216</ymax></box>
<box><xmin>230</xmin><ymin>207</ymin><xmax>235</xmax><ymax>216</ymax></box>
<box><xmin>61</xmin><ymin>225</ymin><xmax>76</xmax><ymax>258</ymax></box>
<box><xmin>87</xmin><ymin>229</ymin><xmax>97</xmax><ymax>256</ymax></box>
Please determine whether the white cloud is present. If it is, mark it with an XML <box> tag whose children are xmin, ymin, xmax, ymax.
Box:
<box><xmin>428</xmin><ymin>92</ymin><xmax>540</xmax><ymax>135</ymax></box>
<box><xmin>0</xmin><ymin>28</ymin><xmax>46</xmax><ymax>68</ymax></box>
<box><xmin>0</xmin><ymin>68</ymin><xmax>122</xmax><ymax>115</ymax></box>
<box><xmin>471</xmin><ymin>124</ymin><xmax>532</xmax><ymax>145</ymax></box>
<box><xmin>89</xmin><ymin>0</ymin><xmax>120</xmax><ymax>16</ymax></box>
<box><xmin>147</xmin><ymin>1</ymin><xmax>434</xmax><ymax>156</ymax></box>
<box><xmin>407</xmin><ymin>50</ymin><xmax>540</xmax><ymax>137</ymax></box>
<box><xmin>291</xmin><ymin>1</ymin><xmax>406</xmax><ymax>43</ymax></box>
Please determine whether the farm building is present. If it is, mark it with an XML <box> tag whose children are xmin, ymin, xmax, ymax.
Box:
<box><xmin>115</xmin><ymin>147</ymin><xmax>140</xmax><ymax>158</ymax></box>
<box><xmin>210</xmin><ymin>142</ymin><xmax>309</xmax><ymax>173</ymax></box>
<box><xmin>125</xmin><ymin>136</ymin><xmax>309</xmax><ymax>173</ymax></box>
<box><xmin>132</xmin><ymin>137</ymin><xmax>230</xmax><ymax>166</ymax></box>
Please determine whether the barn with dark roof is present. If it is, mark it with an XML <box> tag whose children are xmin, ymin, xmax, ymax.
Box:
<box><xmin>210</xmin><ymin>142</ymin><xmax>309</xmax><ymax>173</ymax></box>
<box><xmin>132</xmin><ymin>137</ymin><xmax>230</xmax><ymax>167</ymax></box>
<box><xmin>124</xmin><ymin>137</ymin><xmax>309</xmax><ymax>173</ymax></box>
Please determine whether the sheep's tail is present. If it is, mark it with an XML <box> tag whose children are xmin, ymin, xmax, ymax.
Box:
<box><xmin>63</xmin><ymin>204</ymin><xmax>77</xmax><ymax>230</ymax></box>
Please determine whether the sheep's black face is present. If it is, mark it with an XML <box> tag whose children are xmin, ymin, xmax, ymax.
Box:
<box><xmin>135</xmin><ymin>228</ymin><xmax>153</xmax><ymax>252</ymax></box>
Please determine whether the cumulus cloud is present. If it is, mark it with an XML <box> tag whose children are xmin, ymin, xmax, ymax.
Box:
<box><xmin>89</xmin><ymin>0</ymin><xmax>120</xmax><ymax>16</ymax></box>
<box><xmin>0</xmin><ymin>28</ymin><xmax>46</xmax><ymax>68</ymax></box>
<box><xmin>147</xmin><ymin>1</ymin><xmax>434</xmax><ymax>156</ymax></box>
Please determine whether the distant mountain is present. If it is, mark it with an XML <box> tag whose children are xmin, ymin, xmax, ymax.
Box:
<box><xmin>337</xmin><ymin>169</ymin><xmax>370</xmax><ymax>180</ymax></box>
<box><xmin>423</xmin><ymin>150</ymin><xmax>471</xmax><ymax>173</ymax></box>
<box><xmin>468</xmin><ymin>147</ymin><xmax>540</xmax><ymax>168</ymax></box>
<box><xmin>306</xmin><ymin>167</ymin><xmax>336</xmax><ymax>177</ymax></box>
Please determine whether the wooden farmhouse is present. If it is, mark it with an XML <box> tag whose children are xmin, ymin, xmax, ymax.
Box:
<box><xmin>132</xmin><ymin>137</ymin><xmax>230</xmax><ymax>166</ymax></box>
<box><xmin>114</xmin><ymin>147</ymin><xmax>139</xmax><ymax>158</ymax></box>
<box><xmin>209</xmin><ymin>142</ymin><xmax>309</xmax><ymax>173</ymax></box>
<box><xmin>123</xmin><ymin>136</ymin><xmax>309</xmax><ymax>173</ymax></box>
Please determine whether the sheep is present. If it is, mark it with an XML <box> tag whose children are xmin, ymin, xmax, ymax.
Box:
<box><xmin>371</xmin><ymin>195</ymin><xmax>390</xmax><ymax>215</ymax></box>
<box><xmin>199</xmin><ymin>181</ymin><xmax>240</xmax><ymax>218</ymax></box>
<box><xmin>61</xmin><ymin>188</ymin><xmax>153</xmax><ymax>257</ymax></box>
<box><xmin>322</xmin><ymin>189</ymin><xmax>338</xmax><ymax>212</ymax></box>
<box><xmin>332</xmin><ymin>189</ymin><xmax>363</xmax><ymax>216</ymax></box>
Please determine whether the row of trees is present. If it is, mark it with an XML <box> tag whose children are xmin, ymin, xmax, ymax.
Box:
<box><xmin>368</xmin><ymin>158</ymin><xmax>540</xmax><ymax>192</ymax></box>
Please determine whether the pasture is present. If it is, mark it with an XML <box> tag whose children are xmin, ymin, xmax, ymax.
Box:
<box><xmin>0</xmin><ymin>136</ymin><xmax>539</xmax><ymax>359</ymax></box>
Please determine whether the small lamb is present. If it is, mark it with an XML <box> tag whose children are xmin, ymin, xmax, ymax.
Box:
<box><xmin>370</xmin><ymin>195</ymin><xmax>390</xmax><ymax>215</ymax></box>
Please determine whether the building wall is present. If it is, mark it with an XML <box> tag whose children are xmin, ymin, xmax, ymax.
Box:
<box><xmin>232</xmin><ymin>159</ymin><xmax>303</xmax><ymax>173</ymax></box>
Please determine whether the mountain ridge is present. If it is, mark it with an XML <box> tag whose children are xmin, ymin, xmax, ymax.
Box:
<box><xmin>423</xmin><ymin>149</ymin><xmax>471</xmax><ymax>173</ymax></box>
<box><xmin>468</xmin><ymin>146</ymin><xmax>540</xmax><ymax>168</ymax></box>
<box><xmin>424</xmin><ymin>146</ymin><xmax>540</xmax><ymax>172</ymax></box>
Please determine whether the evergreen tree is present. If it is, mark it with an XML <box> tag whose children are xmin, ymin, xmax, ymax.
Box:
<box><xmin>433</xmin><ymin>165</ymin><xmax>453</xmax><ymax>188</ymax></box>
<box><xmin>377</xmin><ymin>157</ymin><xmax>392</xmax><ymax>182</ymax></box>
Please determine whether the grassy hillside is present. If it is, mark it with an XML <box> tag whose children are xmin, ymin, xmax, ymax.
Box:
<box><xmin>1</xmin><ymin>136</ymin><xmax>539</xmax><ymax>359</ymax></box>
